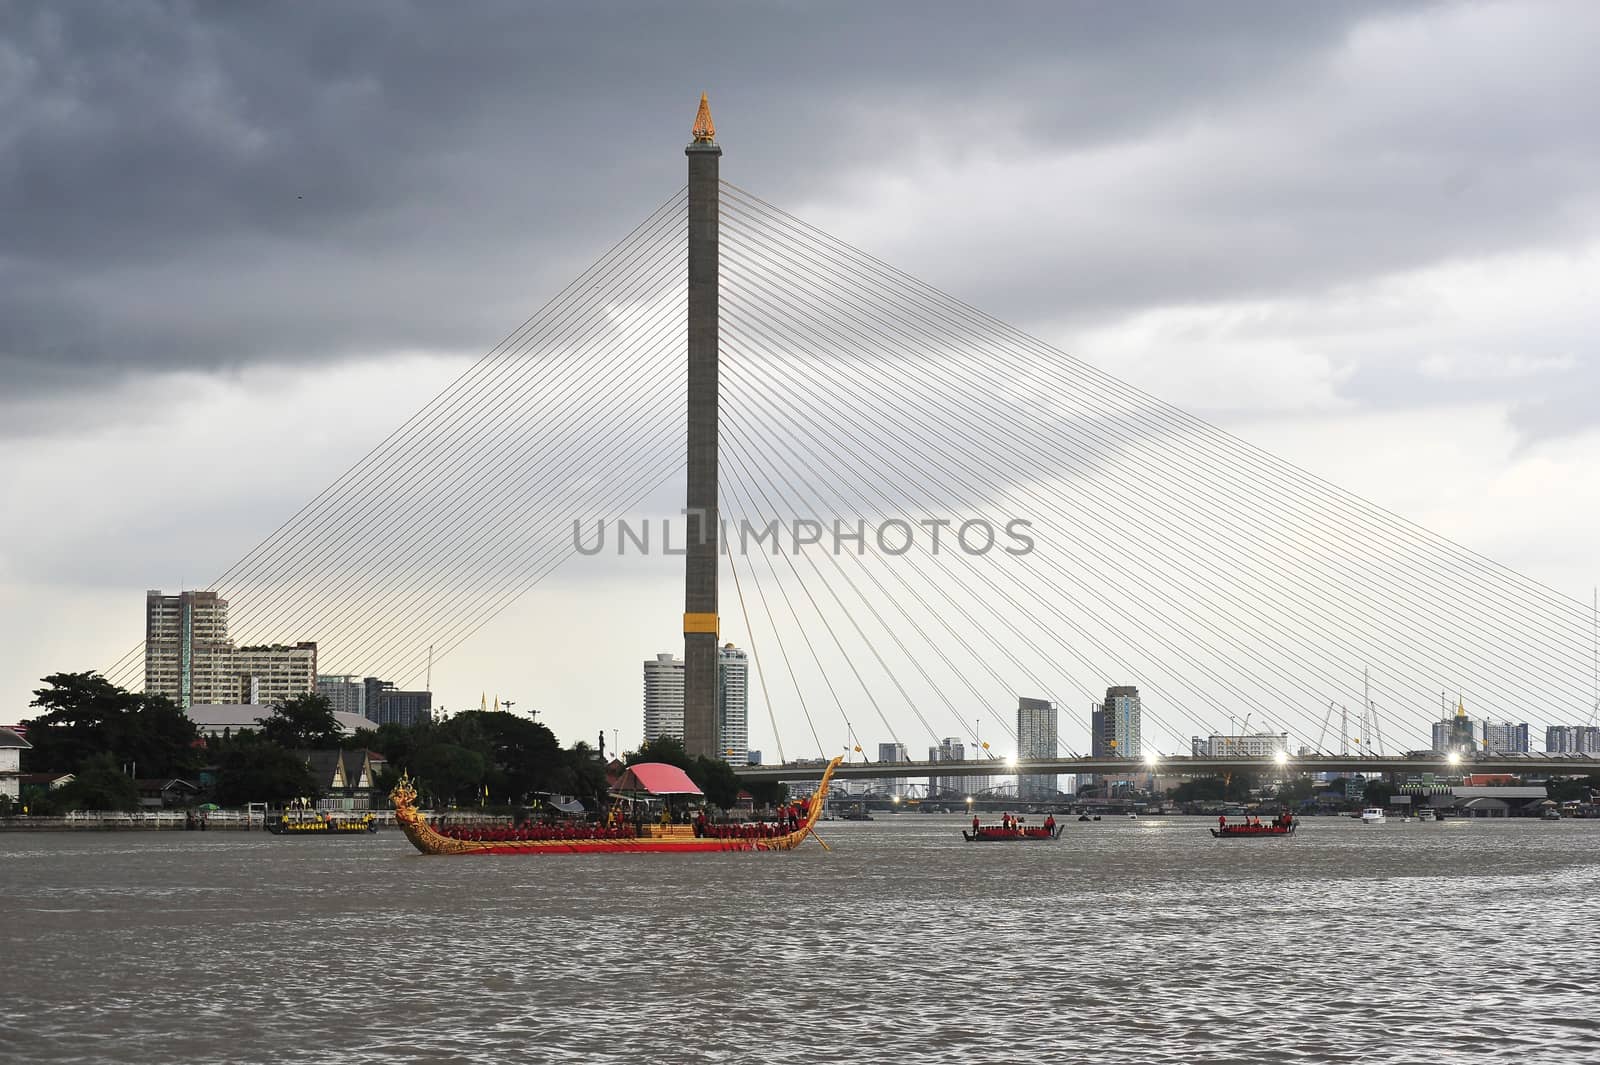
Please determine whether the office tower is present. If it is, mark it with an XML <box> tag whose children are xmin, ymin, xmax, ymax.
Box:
<box><xmin>877</xmin><ymin>742</ymin><xmax>909</xmax><ymax>797</ymax></box>
<box><xmin>318</xmin><ymin>674</ymin><xmax>367</xmax><ymax>719</ymax></box>
<box><xmin>1097</xmin><ymin>686</ymin><xmax>1142</xmax><ymax>758</ymax></box>
<box><xmin>362</xmin><ymin>677</ymin><xmax>433</xmax><ymax>727</ymax></box>
<box><xmin>931</xmin><ymin>736</ymin><xmax>967</xmax><ymax>799</ymax></box>
<box><xmin>1017</xmin><ymin>697</ymin><xmax>1059</xmax><ymax>800</ymax></box>
<box><xmin>1431</xmin><ymin>701</ymin><xmax>1480</xmax><ymax>754</ymax></box>
<box><xmin>1480</xmin><ymin>721</ymin><xmax>1530</xmax><ymax>754</ymax></box>
<box><xmin>1547</xmin><ymin>725</ymin><xmax>1600</xmax><ymax>753</ymax></box>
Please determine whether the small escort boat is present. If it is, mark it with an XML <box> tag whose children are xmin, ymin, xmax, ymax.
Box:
<box><xmin>266</xmin><ymin>810</ymin><xmax>378</xmax><ymax>836</ymax></box>
<box><xmin>963</xmin><ymin>816</ymin><xmax>1063</xmax><ymax>842</ymax></box>
<box><xmin>1210</xmin><ymin>815</ymin><xmax>1297</xmax><ymax>839</ymax></box>
<box><xmin>390</xmin><ymin>756</ymin><xmax>842</xmax><ymax>855</ymax></box>
<box><xmin>1360</xmin><ymin>807</ymin><xmax>1387</xmax><ymax>825</ymax></box>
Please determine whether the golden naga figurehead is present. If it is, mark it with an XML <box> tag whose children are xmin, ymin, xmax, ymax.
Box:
<box><xmin>389</xmin><ymin>772</ymin><xmax>419</xmax><ymax>812</ymax></box>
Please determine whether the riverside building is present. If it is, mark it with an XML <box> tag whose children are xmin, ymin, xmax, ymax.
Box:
<box><xmin>1546</xmin><ymin>725</ymin><xmax>1600</xmax><ymax>753</ymax></box>
<box><xmin>1092</xmin><ymin>686</ymin><xmax>1142</xmax><ymax>759</ymax></box>
<box><xmin>1017</xmin><ymin>697</ymin><xmax>1059</xmax><ymax>800</ymax></box>
<box><xmin>144</xmin><ymin>591</ymin><xmax>316</xmax><ymax>709</ymax></box>
<box><xmin>1190</xmin><ymin>732</ymin><xmax>1290</xmax><ymax>758</ymax></box>
<box><xmin>876</xmin><ymin>742</ymin><xmax>909</xmax><ymax>797</ymax></box>
<box><xmin>317</xmin><ymin>674</ymin><xmax>367</xmax><ymax>718</ymax></box>
<box><xmin>1480</xmin><ymin>721</ymin><xmax>1531</xmax><ymax>754</ymax></box>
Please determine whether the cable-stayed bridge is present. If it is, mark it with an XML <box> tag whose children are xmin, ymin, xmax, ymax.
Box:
<box><xmin>101</xmin><ymin>98</ymin><xmax>1600</xmax><ymax>773</ymax></box>
<box><xmin>735</xmin><ymin>753</ymin><xmax>1600</xmax><ymax>784</ymax></box>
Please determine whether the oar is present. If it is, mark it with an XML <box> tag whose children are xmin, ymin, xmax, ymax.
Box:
<box><xmin>805</xmin><ymin>825</ymin><xmax>831</xmax><ymax>851</ymax></box>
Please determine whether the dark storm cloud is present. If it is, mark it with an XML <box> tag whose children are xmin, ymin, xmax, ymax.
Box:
<box><xmin>1</xmin><ymin>0</ymin><xmax>1432</xmax><ymax>401</ymax></box>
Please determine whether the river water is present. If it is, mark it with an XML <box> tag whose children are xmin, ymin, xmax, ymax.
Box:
<box><xmin>2</xmin><ymin>815</ymin><xmax>1597</xmax><ymax>1064</ymax></box>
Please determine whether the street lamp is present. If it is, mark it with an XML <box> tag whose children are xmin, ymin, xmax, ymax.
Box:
<box><xmin>1447</xmin><ymin>751</ymin><xmax>1462</xmax><ymax>767</ymax></box>
<box><xmin>1274</xmin><ymin>751</ymin><xmax>1289</xmax><ymax>768</ymax></box>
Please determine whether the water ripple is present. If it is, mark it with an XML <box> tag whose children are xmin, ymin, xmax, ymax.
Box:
<box><xmin>2</xmin><ymin>817</ymin><xmax>1598</xmax><ymax>1063</ymax></box>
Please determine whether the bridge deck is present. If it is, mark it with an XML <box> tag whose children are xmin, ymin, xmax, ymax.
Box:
<box><xmin>733</xmin><ymin>754</ymin><xmax>1600</xmax><ymax>782</ymax></box>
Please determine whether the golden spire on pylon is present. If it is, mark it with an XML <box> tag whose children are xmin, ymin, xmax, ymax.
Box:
<box><xmin>691</xmin><ymin>92</ymin><xmax>716</xmax><ymax>143</ymax></box>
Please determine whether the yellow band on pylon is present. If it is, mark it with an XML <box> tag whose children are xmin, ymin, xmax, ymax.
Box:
<box><xmin>683</xmin><ymin>612</ymin><xmax>719</xmax><ymax>635</ymax></box>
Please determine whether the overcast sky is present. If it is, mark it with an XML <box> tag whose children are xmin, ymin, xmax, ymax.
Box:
<box><xmin>3</xmin><ymin>2</ymin><xmax>1597</xmax><ymax>756</ymax></box>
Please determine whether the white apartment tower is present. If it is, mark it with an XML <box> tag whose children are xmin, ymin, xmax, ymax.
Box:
<box><xmin>643</xmin><ymin>646</ymin><xmax>748</xmax><ymax>764</ymax></box>
<box><xmin>643</xmin><ymin>653</ymin><xmax>686</xmax><ymax>743</ymax></box>
<box><xmin>718</xmin><ymin>643</ymin><xmax>750</xmax><ymax>766</ymax></box>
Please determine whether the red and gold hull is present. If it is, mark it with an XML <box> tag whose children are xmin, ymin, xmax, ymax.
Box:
<box><xmin>389</xmin><ymin>756</ymin><xmax>841</xmax><ymax>856</ymax></box>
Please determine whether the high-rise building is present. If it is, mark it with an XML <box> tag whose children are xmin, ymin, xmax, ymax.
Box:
<box><xmin>1191</xmin><ymin>732</ymin><xmax>1290</xmax><ymax>758</ymax></box>
<box><xmin>875</xmin><ymin>742</ymin><xmax>909</xmax><ymax>797</ymax></box>
<box><xmin>318</xmin><ymin>675</ymin><xmax>367</xmax><ymax>719</ymax></box>
<box><xmin>643</xmin><ymin>653</ymin><xmax>686</xmax><ymax>744</ymax></box>
<box><xmin>718</xmin><ymin>643</ymin><xmax>749</xmax><ymax>766</ymax></box>
<box><xmin>643</xmin><ymin>647</ymin><xmax>746</xmax><ymax>763</ymax></box>
<box><xmin>1430</xmin><ymin>702</ymin><xmax>1480</xmax><ymax>754</ymax></box>
<box><xmin>362</xmin><ymin>677</ymin><xmax>432</xmax><ymax>727</ymax></box>
<box><xmin>929</xmin><ymin>737</ymin><xmax>967</xmax><ymax>799</ymax></box>
<box><xmin>144</xmin><ymin>591</ymin><xmax>316</xmax><ymax>708</ymax></box>
<box><xmin>1480</xmin><ymin>721</ymin><xmax>1530</xmax><ymax>754</ymax></box>
<box><xmin>229</xmin><ymin>643</ymin><xmax>318</xmax><ymax>706</ymax></box>
<box><xmin>1546</xmin><ymin>725</ymin><xmax>1600</xmax><ymax>753</ymax></box>
<box><xmin>1017</xmin><ymin>697</ymin><xmax>1059</xmax><ymax>800</ymax></box>
<box><xmin>1095</xmin><ymin>686</ymin><xmax>1142</xmax><ymax>758</ymax></box>
<box><xmin>144</xmin><ymin>590</ymin><xmax>232</xmax><ymax>708</ymax></box>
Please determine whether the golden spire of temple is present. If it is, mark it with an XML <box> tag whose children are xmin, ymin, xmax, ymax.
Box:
<box><xmin>691</xmin><ymin>92</ymin><xmax>716</xmax><ymax>143</ymax></box>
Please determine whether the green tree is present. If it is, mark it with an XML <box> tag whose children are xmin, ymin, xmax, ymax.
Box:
<box><xmin>1361</xmin><ymin>779</ymin><xmax>1396</xmax><ymax>807</ymax></box>
<box><xmin>1170</xmin><ymin>774</ymin><xmax>1255</xmax><ymax>803</ymax></box>
<box><xmin>625</xmin><ymin>736</ymin><xmax>691</xmax><ymax>770</ymax></box>
<box><xmin>559</xmin><ymin>741</ymin><xmax>611</xmax><ymax>809</ymax></box>
<box><xmin>260</xmin><ymin>692</ymin><xmax>343</xmax><ymax>750</ymax></box>
<box><xmin>215</xmin><ymin>739</ymin><xmax>318</xmax><ymax>806</ymax></box>
<box><xmin>25</xmin><ymin>672</ymin><xmax>199</xmax><ymax>776</ymax></box>
<box><xmin>1546</xmin><ymin>775</ymin><xmax>1600</xmax><ymax>803</ymax></box>
<box><xmin>51</xmin><ymin>753</ymin><xmax>141</xmax><ymax>812</ymax></box>
<box><xmin>745</xmin><ymin>780</ymin><xmax>788</xmax><ymax>809</ymax></box>
<box><xmin>463</xmin><ymin>712</ymin><xmax>562</xmax><ymax>803</ymax></box>
<box><xmin>1274</xmin><ymin>776</ymin><xmax>1316</xmax><ymax>806</ymax></box>
<box><xmin>692</xmin><ymin>756</ymin><xmax>742</xmax><ymax>811</ymax></box>
<box><xmin>407</xmin><ymin>743</ymin><xmax>487</xmax><ymax>806</ymax></box>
